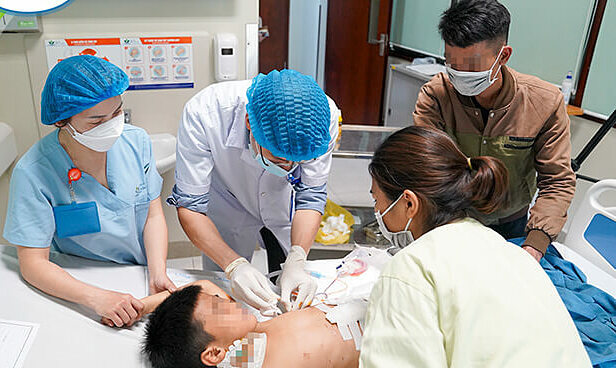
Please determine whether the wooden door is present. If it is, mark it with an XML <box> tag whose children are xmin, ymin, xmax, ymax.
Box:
<box><xmin>325</xmin><ymin>0</ymin><xmax>393</xmax><ymax>125</ymax></box>
<box><xmin>259</xmin><ymin>0</ymin><xmax>289</xmax><ymax>73</ymax></box>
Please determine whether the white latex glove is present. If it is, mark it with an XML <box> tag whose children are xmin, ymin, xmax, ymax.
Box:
<box><xmin>279</xmin><ymin>246</ymin><xmax>317</xmax><ymax>311</ymax></box>
<box><xmin>225</xmin><ymin>257</ymin><xmax>281</xmax><ymax>316</ymax></box>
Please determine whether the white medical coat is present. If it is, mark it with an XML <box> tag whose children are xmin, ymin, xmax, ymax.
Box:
<box><xmin>174</xmin><ymin>80</ymin><xmax>340</xmax><ymax>269</ymax></box>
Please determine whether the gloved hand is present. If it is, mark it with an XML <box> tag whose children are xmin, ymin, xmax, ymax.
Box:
<box><xmin>225</xmin><ymin>257</ymin><xmax>281</xmax><ymax>316</ymax></box>
<box><xmin>279</xmin><ymin>246</ymin><xmax>317</xmax><ymax>311</ymax></box>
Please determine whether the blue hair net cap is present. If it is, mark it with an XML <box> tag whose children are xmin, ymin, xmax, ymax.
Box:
<box><xmin>246</xmin><ymin>69</ymin><xmax>331</xmax><ymax>162</ymax></box>
<box><xmin>41</xmin><ymin>55</ymin><xmax>129</xmax><ymax>125</ymax></box>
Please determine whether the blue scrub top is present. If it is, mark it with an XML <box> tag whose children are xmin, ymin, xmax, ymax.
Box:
<box><xmin>3</xmin><ymin>125</ymin><xmax>163</xmax><ymax>265</ymax></box>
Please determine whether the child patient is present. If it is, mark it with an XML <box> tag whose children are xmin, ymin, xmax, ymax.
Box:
<box><xmin>140</xmin><ymin>280</ymin><xmax>360</xmax><ymax>368</ymax></box>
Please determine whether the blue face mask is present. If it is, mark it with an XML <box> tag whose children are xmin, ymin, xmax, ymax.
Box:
<box><xmin>249</xmin><ymin>138</ymin><xmax>298</xmax><ymax>177</ymax></box>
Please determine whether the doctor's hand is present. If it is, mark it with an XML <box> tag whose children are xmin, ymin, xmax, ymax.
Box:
<box><xmin>94</xmin><ymin>290</ymin><xmax>145</xmax><ymax>328</ymax></box>
<box><xmin>149</xmin><ymin>272</ymin><xmax>177</xmax><ymax>295</ymax></box>
<box><xmin>279</xmin><ymin>246</ymin><xmax>317</xmax><ymax>312</ymax></box>
<box><xmin>225</xmin><ymin>257</ymin><xmax>282</xmax><ymax>316</ymax></box>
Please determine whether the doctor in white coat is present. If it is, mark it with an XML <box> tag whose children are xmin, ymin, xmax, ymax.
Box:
<box><xmin>168</xmin><ymin>69</ymin><xmax>341</xmax><ymax>315</ymax></box>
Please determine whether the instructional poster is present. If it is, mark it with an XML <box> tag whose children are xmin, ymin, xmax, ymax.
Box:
<box><xmin>45</xmin><ymin>38</ymin><xmax>123</xmax><ymax>67</ymax></box>
<box><xmin>45</xmin><ymin>36</ymin><xmax>194</xmax><ymax>90</ymax></box>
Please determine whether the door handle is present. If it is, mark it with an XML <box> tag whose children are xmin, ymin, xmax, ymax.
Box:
<box><xmin>367</xmin><ymin>0</ymin><xmax>388</xmax><ymax>56</ymax></box>
<box><xmin>376</xmin><ymin>33</ymin><xmax>388</xmax><ymax>56</ymax></box>
<box><xmin>259</xmin><ymin>26</ymin><xmax>269</xmax><ymax>42</ymax></box>
<box><xmin>258</xmin><ymin>16</ymin><xmax>269</xmax><ymax>42</ymax></box>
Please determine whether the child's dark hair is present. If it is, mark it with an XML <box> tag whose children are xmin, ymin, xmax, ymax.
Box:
<box><xmin>142</xmin><ymin>285</ymin><xmax>216</xmax><ymax>368</ymax></box>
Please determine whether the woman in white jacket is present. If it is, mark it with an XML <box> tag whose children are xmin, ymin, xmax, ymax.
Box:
<box><xmin>360</xmin><ymin>126</ymin><xmax>590</xmax><ymax>368</ymax></box>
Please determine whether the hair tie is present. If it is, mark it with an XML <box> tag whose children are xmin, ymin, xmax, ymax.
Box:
<box><xmin>467</xmin><ymin>157</ymin><xmax>473</xmax><ymax>171</ymax></box>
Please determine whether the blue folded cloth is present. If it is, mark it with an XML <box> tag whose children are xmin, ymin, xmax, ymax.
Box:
<box><xmin>510</xmin><ymin>238</ymin><xmax>616</xmax><ymax>367</ymax></box>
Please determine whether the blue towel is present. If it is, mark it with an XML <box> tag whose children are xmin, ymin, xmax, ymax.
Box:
<box><xmin>510</xmin><ymin>239</ymin><xmax>616</xmax><ymax>367</ymax></box>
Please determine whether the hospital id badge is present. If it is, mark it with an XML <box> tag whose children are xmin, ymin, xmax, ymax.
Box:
<box><xmin>53</xmin><ymin>201</ymin><xmax>101</xmax><ymax>239</ymax></box>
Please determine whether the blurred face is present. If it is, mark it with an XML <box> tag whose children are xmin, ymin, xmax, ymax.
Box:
<box><xmin>57</xmin><ymin>95</ymin><xmax>123</xmax><ymax>133</ymax></box>
<box><xmin>444</xmin><ymin>41</ymin><xmax>512</xmax><ymax>81</ymax></box>
<box><xmin>193</xmin><ymin>292</ymin><xmax>257</xmax><ymax>347</ymax></box>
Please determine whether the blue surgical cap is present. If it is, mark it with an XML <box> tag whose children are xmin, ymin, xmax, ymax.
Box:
<box><xmin>246</xmin><ymin>69</ymin><xmax>331</xmax><ymax>162</ymax></box>
<box><xmin>41</xmin><ymin>55</ymin><xmax>129</xmax><ymax>125</ymax></box>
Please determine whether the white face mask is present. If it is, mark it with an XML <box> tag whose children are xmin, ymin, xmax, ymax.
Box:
<box><xmin>67</xmin><ymin>113</ymin><xmax>124</xmax><ymax>152</ymax></box>
<box><xmin>374</xmin><ymin>193</ymin><xmax>414</xmax><ymax>249</ymax></box>
<box><xmin>446</xmin><ymin>47</ymin><xmax>504</xmax><ymax>96</ymax></box>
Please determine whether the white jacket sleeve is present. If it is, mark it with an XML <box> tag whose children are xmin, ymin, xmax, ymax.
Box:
<box><xmin>175</xmin><ymin>103</ymin><xmax>215</xmax><ymax>195</ymax></box>
<box><xmin>360</xmin><ymin>275</ymin><xmax>448</xmax><ymax>368</ymax></box>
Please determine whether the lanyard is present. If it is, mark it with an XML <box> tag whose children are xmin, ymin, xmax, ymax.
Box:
<box><xmin>286</xmin><ymin>173</ymin><xmax>299</xmax><ymax>222</ymax></box>
<box><xmin>68</xmin><ymin>168</ymin><xmax>82</xmax><ymax>204</ymax></box>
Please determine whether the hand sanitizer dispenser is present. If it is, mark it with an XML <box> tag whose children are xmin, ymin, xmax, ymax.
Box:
<box><xmin>214</xmin><ymin>33</ymin><xmax>238</xmax><ymax>82</ymax></box>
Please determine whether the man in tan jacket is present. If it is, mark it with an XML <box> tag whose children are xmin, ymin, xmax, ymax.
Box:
<box><xmin>413</xmin><ymin>0</ymin><xmax>575</xmax><ymax>261</ymax></box>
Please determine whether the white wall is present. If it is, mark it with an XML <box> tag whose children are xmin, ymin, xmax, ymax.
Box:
<box><xmin>0</xmin><ymin>34</ymin><xmax>41</xmax><ymax>242</ymax></box>
<box><xmin>0</xmin><ymin>0</ymin><xmax>258</xmax><ymax>245</ymax></box>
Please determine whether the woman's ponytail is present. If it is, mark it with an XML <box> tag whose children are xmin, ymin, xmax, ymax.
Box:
<box><xmin>467</xmin><ymin>156</ymin><xmax>509</xmax><ymax>214</ymax></box>
<box><xmin>369</xmin><ymin>126</ymin><xmax>510</xmax><ymax>232</ymax></box>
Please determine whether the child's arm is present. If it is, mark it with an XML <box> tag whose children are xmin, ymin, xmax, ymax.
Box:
<box><xmin>102</xmin><ymin>279</ymin><xmax>230</xmax><ymax>326</ymax></box>
<box><xmin>141</xmin><ymin>279</ymin><xmax>230</xmax><ymax>314</ymax></box>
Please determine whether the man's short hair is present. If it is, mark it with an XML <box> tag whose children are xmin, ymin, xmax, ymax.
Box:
<box><xmin>439</xmin><ymin>0</ymin><xmax>511</xmax><ymax>50</ymax></box>
<box><xmin>143</xmin><ymin>285</ymin><xmax>216</xmax><ymax>368</ymax></box>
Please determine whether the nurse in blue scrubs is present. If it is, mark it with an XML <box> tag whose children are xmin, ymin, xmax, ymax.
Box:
<box><xmin>3</xmin><ymin>55</ymin><xmax>176</xmax><ymax>327</ymax></box>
